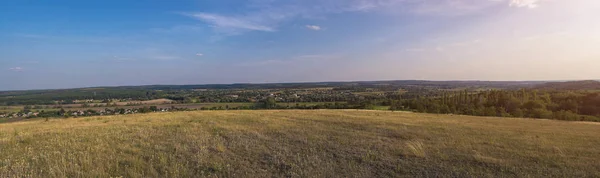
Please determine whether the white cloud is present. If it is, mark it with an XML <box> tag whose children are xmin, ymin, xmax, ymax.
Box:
<box><xmin>9</xmin><ymin>67</ymin><xmax>23</xmax><ymax>72</ymax></box>
<box><xmin>185</xmin><ymin>13</ymin><xmax>275</xmax><ymax>33</ymax></box>
<box><xmin>182</xmin><ymin>0</ymin><xmax>536</xmax><ymax>35</ymax></box>
<box><xmin>182</xmin><ymin>0</ymin><xmax>411</xmax><ymax>34</ymax></box>
<box><xmin>196</xmin><ymin>53</ymin><xmax>204</xmax><ymax>56</ymax></box>
<box><xmin>509</xmin><ymin>0</ymin><xmax>540</xmax><ymax>8</ymax></box>
<box><xmin>305</xmin><ymin>25</ymin><xmax>321</xmax><ymax>31</ymax></box>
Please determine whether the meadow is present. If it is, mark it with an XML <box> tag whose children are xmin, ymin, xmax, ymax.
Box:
<box><xmin>1</xmin><ymin>110</ymin><xmax>599</xmax><ymax>177</ymax></box>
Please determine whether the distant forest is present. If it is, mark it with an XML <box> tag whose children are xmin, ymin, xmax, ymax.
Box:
<box><xmin>1</xmin><ymin>80</ymin><xmax>599</xmax><ymax>122</ymax></box>
<box><xmin>391</xmin><ymin>89</ymin><xmax>600</xmax><ymax>122</ymax></box>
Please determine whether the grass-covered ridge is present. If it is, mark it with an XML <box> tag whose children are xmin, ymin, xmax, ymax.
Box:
<box><xmin>1</xmin><ymin>110</ymin><xmax>599</xmax><ymax>177</ymax></box>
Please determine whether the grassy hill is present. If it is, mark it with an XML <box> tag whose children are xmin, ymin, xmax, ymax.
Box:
<box><xmin>1</xmin><ymin>110</ymin><xmax>599</xmax><ymax>177</ymax></box>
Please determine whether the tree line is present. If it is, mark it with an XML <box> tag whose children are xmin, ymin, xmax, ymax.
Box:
<box><xmin>390</xmin><ymin>89</ymin><xmax>600</xmax><ymax>122</ymax></box>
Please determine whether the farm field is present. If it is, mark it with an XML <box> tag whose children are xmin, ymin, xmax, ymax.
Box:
<box><xmin>0</xmin><ymin>106</ymin><xmax>22</xmax><ymax>113</ymax></box>
<box><xmin>1</xmin><ymin>110</ymin><xmax>599</xmax><ymax>177</ymax></box>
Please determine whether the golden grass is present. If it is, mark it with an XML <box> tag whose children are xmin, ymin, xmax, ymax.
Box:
<box><xmin>405</xmin><ymin>140</ymin><xmax>426</xmax><ymax>158</ymax></box>
<box><xmin>1</xmin><ymin>110</ymin><xmax>600</xmax><ymax>177</ymax></box>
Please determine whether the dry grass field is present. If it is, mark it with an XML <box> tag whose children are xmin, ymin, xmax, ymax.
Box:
<box><xmin>1</xmin><ymin>110</ymin><xmax>599</xmax><ymax>177</ymax></box>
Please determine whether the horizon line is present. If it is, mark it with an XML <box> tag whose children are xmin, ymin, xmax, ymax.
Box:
<box><xmin>2</xmin><ymin>79</ymin><xmax>598</xmax><ymax>92</ymax></box>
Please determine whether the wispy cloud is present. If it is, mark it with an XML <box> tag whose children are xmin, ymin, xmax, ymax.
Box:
<box><xmin>9</xmin><ymin>67</ymin><xmax>24</xmax><ymax>72</ymax></box>
<box><xmin>182</xmin><ymin>0</ymin><xmax>407</xmax><ymax>34</ymax></box>
<box><xmin>509</xmin><ymin>0</ymin><xmax>540</xmax><ymax>8</ymax></box>
<box><xmin>305</xmin><ymin>25</ymin><xmax>322</xmax><ymax>31</ymax></box>
<box><xmin>196</xmin><ymin>53</ymin><xmax>204</xmax><ymax>57</ymax></box>
<box><xmin>184</xmin><ymin>13</ymin><xmax>275</xmax><ymax>33</ymax></box>
<box><xmin>181</xmin><ymin>0</ymin><xmax>538</xmax><ymax>35</ymax></box>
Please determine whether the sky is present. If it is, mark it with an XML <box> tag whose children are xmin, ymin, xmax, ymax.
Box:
<box><xmin>1</xmin><ymin>0</ymin><xmax>599</xmax><ymax>90</ymax></box>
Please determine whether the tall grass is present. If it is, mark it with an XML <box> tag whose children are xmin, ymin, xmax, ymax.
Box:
<box><xmin>1</xmin><ymin>110</ymin><xmax>599</xmax><ymax>177</ymax></box>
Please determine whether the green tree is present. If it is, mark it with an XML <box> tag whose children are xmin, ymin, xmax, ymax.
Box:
<box><xmin>530</xmin><ymin>108</ymin><xmax>553</xmax><ymax>119</ymax></box>
<box><xmin>484</xmin><ymin>107</ymin><xmax>497</xmax><ymax>116</ymax></box>
<box><xmin>256</xmin><ymin>97</ymin><xmax>277</xmax><ymax>109</ymax></box>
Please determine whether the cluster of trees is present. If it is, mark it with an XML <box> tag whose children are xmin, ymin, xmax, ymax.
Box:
<box><xmin>390</xmin><ymin>90</ymin><xmax>600</xmax><ymax>122</ymax></box>
<box><xmin>0</xmin><ymin>89</ymin><xmax>161</xmax><ymax>106</ymax></box>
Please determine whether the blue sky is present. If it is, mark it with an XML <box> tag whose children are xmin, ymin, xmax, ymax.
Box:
<box><xmin>1</xmin><ymin>0</ymin><xmax>599</xmax><ymax>90</ymax></box>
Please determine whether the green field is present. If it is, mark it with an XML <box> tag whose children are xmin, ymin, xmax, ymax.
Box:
<box><xmin>0</xmin><ymin>106</ymin><xmax>22</xmax><ymax>113</ymax></box>
<box><xmin>372</xmin><ymin>105</ymin><xmax>391</xmax><ymax>110</ymax></box>
<box><xmin>1</xmin><ymin>110</ymin><xmax>599</xmax><ymax>177</ymax></box>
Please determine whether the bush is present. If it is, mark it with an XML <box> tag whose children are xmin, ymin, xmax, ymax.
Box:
<box><xmin>529</xmin><ymin>109</ymin><xmax>553</xmax><ymax>119</ymax></box>
<box><xmin>511</xmin><ymin>108</ymin><xmax>524</xmax><ymax>118</ymax></box>
<box><xmin>553</xmin><ymin>110</ymin><xmax>580</xmax><ymax>121</ymax></box>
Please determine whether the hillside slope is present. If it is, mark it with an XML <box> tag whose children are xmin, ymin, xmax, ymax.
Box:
<box><xmin>1</xmin><ymin>110</ymin><xmax>599</xmax><ymax>177</ymax></box>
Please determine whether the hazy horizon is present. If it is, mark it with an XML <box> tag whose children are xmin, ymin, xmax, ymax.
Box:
<box><xmin>3</xmin><ymin>79</ymin><xmax>599</xmax><ymax>92</ymax></box>
<box><xmin>2</xmin><ymin>0</ymin><xmax>600</xmax><ymax>90</ymax></box>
